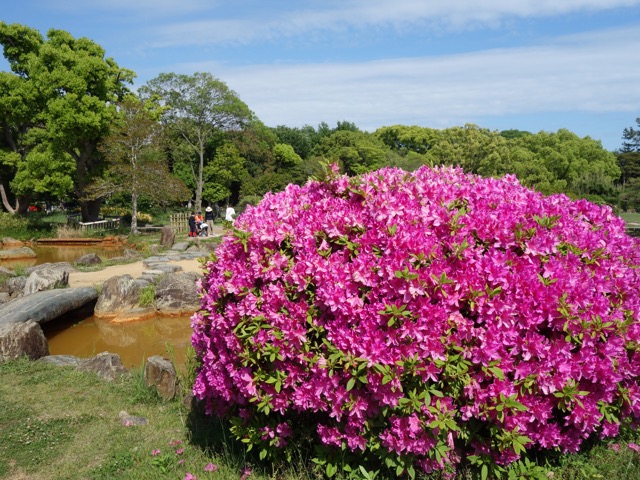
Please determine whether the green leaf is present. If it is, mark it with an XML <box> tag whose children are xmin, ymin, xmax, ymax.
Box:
<box><xmin>346</xmin><ymin>377</ymin><xmax>356</xmax><ymax>391</ymax></box>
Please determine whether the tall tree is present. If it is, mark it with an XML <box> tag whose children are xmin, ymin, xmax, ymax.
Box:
<box><xmin>0</xmin><ymin>22</ymin><xmax>134</xmax><ymax>220</ymax></box>
<box><xmin>140</xmin><ymin>72</ymin><xmax>253</xmax><ymax>213</ymax></box>
<box><xmin>88</xmin><ymin>96</ymin><xmax>190</xmax><ymax>234</ymax></box>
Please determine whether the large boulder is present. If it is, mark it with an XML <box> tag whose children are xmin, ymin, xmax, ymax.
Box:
<box><xmin>160</xmin><ymin>226</ymin><xmax>176</xmax><ymax>248</ymax></box>
<box><xmin>144</xmin><ymin>355</ymin><xmax>178</xmax><ymax>400</ymax></box>
<box><xmin>0</xmin><ymin>320</ymin><xmax>48</xmax><ymax>362</ymax></box>
<box><xmin>0</xmin><ymin>287</ymin><xmax>99</xmax><ymax>325</ymax></box>
<box><xmin>154</xmin><ymin>271</ymin><xmax>200</xmax><ymax>315</ymax></box>
<box><xmin>0</xmin><ymin>246</ymin><xmax>36</xmax><ymax>260</ymax></box>
<box><xmin>23</xmin><ymin>267</ymin><xmax>69</xmax><ymax>295</ymax></box>
<box><xmin>76</xmin><ymin>352</ymin><xmax>128</xmax><ymax>381</ymax></box>
<box><xmin>0</xmin><ymin>237</ymin><xmax>24</xmax><ymax>248</ymax></box>
<box><xmin>25</xmin><ymin>262</ymin><xmax>76</xmax><ymax>276</ymax></box>
<box><xmin>75</xmin><ymin>253</ymin><xmax>102</xmax><ymax>266</ymax></box>
<box><xmin>94</xmin><ymin>275</ymin><xmax>153</xmax><ymax>321</ymax></box>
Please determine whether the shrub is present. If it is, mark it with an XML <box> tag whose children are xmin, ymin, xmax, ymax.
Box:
<box><xmin>191</xmin><ymin>166</ymin><xmax>640</xmax><ymax>478</ymax></box>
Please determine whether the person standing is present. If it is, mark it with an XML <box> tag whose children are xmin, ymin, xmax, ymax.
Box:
<box><xmin>204</xmin><ymin>206</ymin><xmax>215</xmax><ymax>235</ymax></box>
<box><xmin>225</xmin><ymin>205</ymin><xmax>236</xmax><ymax>223</ymax></box>
<box><xmin>188</xmin><ymin>212</ymin><xmax>197</xmax><ymax>237</ymax></box>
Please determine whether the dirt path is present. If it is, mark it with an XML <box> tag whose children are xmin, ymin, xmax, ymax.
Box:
<box><xmin>68</xmin><ymin>258</ymin><xmax>207</xmax><ymax>289</ymax></box>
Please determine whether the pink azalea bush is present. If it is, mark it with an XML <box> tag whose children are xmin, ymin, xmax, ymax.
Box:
<box><xmin>191</xmin><ymin>165</ymin><xmax>640</xmax><ymax>477</ymax></box>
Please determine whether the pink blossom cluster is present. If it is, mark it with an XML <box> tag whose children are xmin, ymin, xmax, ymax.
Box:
<box><xmin>191</xmin><ymin>165</ymin><xmax>640</xmax><ymax>474</ymax></box>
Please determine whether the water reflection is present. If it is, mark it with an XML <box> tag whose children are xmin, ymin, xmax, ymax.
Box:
<box><xmin>44</xmin><ymin>314</ymin><xmax>193</xmax><ymax>369</ymax></box>
<box><xmin>1</xmin><ymin>245</ymin><xmax>126</xmax><ymax>269</ymax></box>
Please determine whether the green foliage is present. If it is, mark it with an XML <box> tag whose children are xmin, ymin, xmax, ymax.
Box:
<box><xmin>138</xmin><ymin>284</ymin><xmax>156</xmax><ymax>308</ymax></box>
<box><xmin>203</xmin><ymin>142</ymin><xmax>248</xmax><ymax>203</ymax></box>
<box><xmin>140</xmin><ymin>71</ymin><xmax>253</xmax><ymax>212</ymax></box>
<box><xmin>314</xmin><ymin>129</ymin><xmax>388</xmax><ymax>175</ymax></box>
<box><xmin>0</xmin><ymin>22</ymin><xmax>135</xmax><ymax>220</ymax></box>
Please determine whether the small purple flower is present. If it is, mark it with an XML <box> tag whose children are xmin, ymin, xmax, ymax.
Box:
<box><xmin>183</xmin><ymin>473</ymin><xmax>197</xmax><ymax>480</ymax></box>
<box><xmin>628</xmin><ymin>443</ymin><xmax>640</xmax><ymax>453</ymax></box>
<box><xmin>204</xmin><ymin>463</ymin><xmax>219</xmax><ymax>472</ymax></box>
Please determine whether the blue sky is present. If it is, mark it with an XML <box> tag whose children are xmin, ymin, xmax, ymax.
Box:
<box><xmin>3</xmin><ymin>0</ymin><xmax>640</xmax><ymax>151</ymax></box>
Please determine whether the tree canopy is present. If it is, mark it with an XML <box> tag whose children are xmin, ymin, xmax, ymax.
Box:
<box><xmin>0</xmin><ymin>22</ymin><xmax>135</xmax><ymax>220</ymax></box>
<box><xmin>140</xmin><ymin>72</ymin><xmax>253</xmax><ymax>213</ymax></box>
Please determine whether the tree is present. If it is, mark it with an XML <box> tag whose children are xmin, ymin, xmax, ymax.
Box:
<box><xmin>313</xmin><ymin>130</ymin><xmax>389</xmax><ymax>175</ymax></box>
<box><xmin>140</xmin><ymin>72</ymin><xmax>253</xmax><ymax>213</ymax></box>
<box><xmin>0</xmin><ymin>22</ymin><xmax>135</xmax><ymax>220</ymax></box>
<box><xmin>88</xmin><ymin>96</ymin><xmax>190</xmax><ymax>234</ymax></box>
<box><xmin>203</xmin><ymin>143</ymin><xmax>247</xmax><ymax>204</ymax></box>
<box><xmin>621</xmin><ymin>117</ymin><xmax>640</xmax><ymax>153</ymax></box>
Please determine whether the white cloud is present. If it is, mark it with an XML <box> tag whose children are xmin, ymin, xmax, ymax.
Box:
<box><xmin>167</xmin><ymin>26</ymin><xmax>640</xmax><ymax>131</ymax></box>
<box><xmin>149</xmin><ymin>0</ymin><xmax>640</xmax><ymax>47</ymax></box>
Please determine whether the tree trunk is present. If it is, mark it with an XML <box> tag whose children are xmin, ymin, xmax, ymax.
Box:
<box><xmin>131</xmin><ymin>191</ymin><xmax>139</xmax><ymax>235</ymax></box>
<box><xmin>195</xmin><ymin>147</ymin><xmax>204</xmax><ymax>214</ymax></box>
<box><xmin>0</xmin><ymin>184</ymin><xmax>16</xmax><ymax>214</ymax></box>
<box><xmin>74</xmin><ymin>143</ymin><xmax>102</xmax><ymax>222</ymax></box>
<box><xmin>80</xmin><ymin>199</ymin><xmax>101</xmax><ymax>222</ymax></box>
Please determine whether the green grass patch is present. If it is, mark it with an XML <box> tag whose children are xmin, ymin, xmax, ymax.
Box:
<box><xmin>138</xmin><ymin>284</ymin><xmax>156</xmax><ymax>307</ymax></box>
<box><xmin>2</xmin><ymin>358</ymin><xmax>640</xmax><ymax>480</ymax></box>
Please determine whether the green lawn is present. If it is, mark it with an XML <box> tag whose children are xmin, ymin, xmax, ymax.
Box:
<box><xmin>2</xmin><ymin>359</ymin><xmax>640</xmax><ymax>479</ymax></box>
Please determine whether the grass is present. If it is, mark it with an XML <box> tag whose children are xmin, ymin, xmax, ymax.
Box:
<box><xmin>2</xmin><ymin>358</ymin><xmax>640</xmax><ymax>480</ymax></box>
<box><xmin>0</xmin><ymin>358</ymin><xmax>318</xmax><ymax>480</ymax></box>
<box><xmin>619</xmin><ymin>211</ymin><xmax>640</xmax><ymax>225</ymax></box>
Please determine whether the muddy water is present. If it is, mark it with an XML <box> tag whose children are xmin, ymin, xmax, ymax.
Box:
<box><xmin>10</xmin><ymin>244</ymin><xmax>195</xmax><ymax>369</ymax></box>
<box><xmin>44</xmin><ymin>312</ymin><xmax>194</xmax><ymax>369</ymax></box>
<box><xmin>1</xmin><ymin>245</ymin><xmax>126</xmax><ymax>269</ymax></box>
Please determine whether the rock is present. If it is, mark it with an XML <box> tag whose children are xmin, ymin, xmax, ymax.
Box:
<box><xmin>0</xmin><ymin>320</ymin><xmax>49</xmax><ymax>362</ymax></box>
<box><xmin>123</xmin><ymin>248</ymin><xmax>140</xmax><ymax>259</ymax></box>
<box><xmin>39</xmin><ymin>354</ymin><xmax>85</xmax><ymax>367</ymax></box>
<box><xmin>94</xmin><ymin>275</ymin><xmax>142</xmax><ymax>318</ymax></box>
<box><xmin>0</xmin><ymin>266</ymin><xmax>16</xmax><ymax>277</ymax></box>
<box><xmin>0</xmin><ymin>287</ymin><xmax>99</xmax><ymax>325</ymax></box>
<box><xmin>0</xmin><ymin>246</ymin><xmax>36</xmax><ymax>260</ymax></box>
<box><xmin>77</xmin><ymin>352</ymin><xmax>128</xmax><ymax>381</ymax></box>
<box><xmin>154</xmin><ymin>272</ymin><xmax>200</xmax><ymax>315</ymax></box>
<box><xmin>143</xmin><ymin>256</ymin><xmax>169</xmax><ymax>267</ymax></box>
<box><xmin>1</xmin><ymin>237</ymin><xmax>24</xmax><ymax>248</ymax></box>
<box><xmin>118</xmin><ymin>410</ymin><xmax>148</xmax><ymax>426</ymax></box>
<box><xmin>23</xmin><ymin>267</ymin><xmax>69</xmax><ymax>295</ymax></box>
<box><xmin>144</xmin><ymin>355</ymin><xmax>178</xmax><ymax>400</ymax></box>
<box><xmin>170</xmin><ymin>242</ymin><xmax>190</xmax><ymax>252</ymax></box>
<box><xmin>160</xmin><ymin>226</ymin><xmax>176</xmax><ymax>248</ymax></box>
<box><xmin>145</xmin><ymin>263</ymin><xmax>183</xmax><ymax>274</ymax></box>
<box><xmin>75</xmin><ymin>253</ymin><xmax>102</xmax><ymax>266</ymax></box>
<box><xmin>25</xmin><ymin>262</ymin><xmax>76</xmax><ymax>276</ymax></box>
<box><xmin>0</xmin><ymin>276</ymin><xmax>27</xmax><ymax>299</ymax></box>
<box><xmin>0</xmin><ymin>292</ymin><xmax>10</xmax><ymax>305</ymax></box>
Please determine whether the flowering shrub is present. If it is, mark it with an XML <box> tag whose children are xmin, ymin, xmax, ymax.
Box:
<box><xmin>191</xmin><ymin>165</ymin><xmax>640</xmax><ymax>477</ymax></box>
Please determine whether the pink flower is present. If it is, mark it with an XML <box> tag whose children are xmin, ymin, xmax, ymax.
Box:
<box><xmin>176</xmin><ymin>448</ymin><xmax>184</xmax><ymax>455</ymax></box>
<box><xmin>170</xmin><ymin>439</ymin><xmax>183</xmax><ymax>447</ymax></box>
<box><xmin>151</xmin><ymin>449</ymin><xmax>161</xmax><ymax>456</ymax></box>
<box><xmin>178</xmin><ymin>459</ymin><xmax>186</xmax><ymax>465</ymax></box>
<box><xmin>628</xmin><ymin>443</ymin><xmax>640</xmax><ymax>453</ymax></box>
<box><xmin>204</xmin><ymin>463</ymin><xmax>219</xmax><ymax>472</ymax></box>
<box><xmin>239</xmin><ymin>466</ymin><xmax>253</xmax><ymax>480</ymax></box>
<box><xmin>191</xmin><ymin>165</ymin><xmax>640</xmax><ymax>476</ymax></box>
<box><xmin>183</xmin><ymin>473</ymin><xmax>197</xmax><ymax>480</ymax></box>
<box><xmin>609</xmin><ymin>443</ymin><xmax>620</xmax><ymax>452</ymax></box>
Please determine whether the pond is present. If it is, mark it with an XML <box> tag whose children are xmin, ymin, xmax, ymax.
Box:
<box><xmin>1</xmin><ymin>244</ymin><xmax>127</xmax><ymax>269</ymax></box>
<box><xmin>42</xmin><ymin>306</ymin><xmax>193</xmax><ymax>370</ymax></box>
<box><xmin>9</xmin><ymin>243</ymin><xmax>195</xmax><ymax>370</ymax></box>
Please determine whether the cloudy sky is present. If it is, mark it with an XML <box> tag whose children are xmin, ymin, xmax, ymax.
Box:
<box><xmin>3</xmin><ymin>0</ymin><xmax>640</xmax><ymax>150</ymax></box>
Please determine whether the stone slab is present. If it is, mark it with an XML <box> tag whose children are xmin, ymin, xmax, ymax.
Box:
<box><xmin>0</xmin><ymin>287</ymin><xmax>98</xmax><ymax>325</ymax></box>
